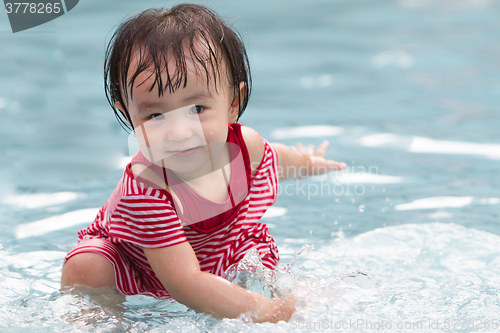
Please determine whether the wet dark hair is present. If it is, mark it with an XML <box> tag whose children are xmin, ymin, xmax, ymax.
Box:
<box><xmin>104</xmin><ymin>4</ymin><xmax>252</xmax><ymax>132</ymax></box>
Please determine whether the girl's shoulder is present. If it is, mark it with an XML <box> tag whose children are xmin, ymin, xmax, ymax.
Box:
<box><xmin>126</xmin><ymin>163</ymin><xmax>184</xmax><ymax>213</ymax></box>
<box><xmin>129</xmin><ymin>163</ymin><xmax>169</xmax><ymax>191</ymax></box>
<box><xmin>238</xmin><ymin>124</ymin><xmax>265</xmax><ymax>176</ymax></box>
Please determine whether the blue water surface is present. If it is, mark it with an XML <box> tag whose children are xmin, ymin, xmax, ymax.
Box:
<box><xmin>1</xmin><ymin>0</ymin><xmax>499</xmax><ymax>331</ymax></box>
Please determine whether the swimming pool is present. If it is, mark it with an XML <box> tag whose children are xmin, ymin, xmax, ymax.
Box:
<box><xmin>1</xmin><ymin>0</ymin><xmax>499</xmax><ymax>331</ymax></box>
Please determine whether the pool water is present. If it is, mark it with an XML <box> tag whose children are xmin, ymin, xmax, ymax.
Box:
<box><xmin>1</xmin><ymin>0</ymin><xmax>499</xmax><ymax>331</ymax></box>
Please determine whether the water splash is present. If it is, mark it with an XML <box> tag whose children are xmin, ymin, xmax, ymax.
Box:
<box><xmin>222</xmin><ymin>247</ymin><xmax>308</xmax><ymax>300</ymax></box>
<box><xmin>2</xmin><ymin>223</ymin><xmax>500</xmax><ymax>331</ymax></box>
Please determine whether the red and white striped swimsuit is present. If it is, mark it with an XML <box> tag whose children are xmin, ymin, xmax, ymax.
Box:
<box><xmin>64</xmin><ymin>123</ymin><xmax>279</xmax><ymax>299</ymax></box>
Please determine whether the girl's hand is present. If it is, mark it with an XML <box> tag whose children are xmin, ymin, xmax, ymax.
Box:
<box><xmin>144</xmin><ymin>242</ymin><xmax>297</xmax><ymax>323</ymax></box>
<box><xmin>251</xmin><ymin>292</ymin><xmax>297</xmax><ymax>323</ymax></box>
<box><xmin>295</xmin><ymin>140</ymin><xmax>347</xmax><ymax>177</ymax></box>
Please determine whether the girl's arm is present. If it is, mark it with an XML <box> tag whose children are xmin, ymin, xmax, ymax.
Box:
<box><xmin>143</xmin><ymin>243</ymin><xmax>296</xmax><ymax>322</ymax></box>
<box><xmin>271</xmin><ymin>141</ymin><xmax>346</xmax><ymax>181</ymax></box>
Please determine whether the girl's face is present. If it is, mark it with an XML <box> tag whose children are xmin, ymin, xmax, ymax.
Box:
<box><xmin>118</xmin><ymin>52</ymin><xmax>241</xmax><ymax>177</ymax></box>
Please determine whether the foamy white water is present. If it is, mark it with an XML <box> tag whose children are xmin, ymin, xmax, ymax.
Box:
<box><xmin>3</xmin><ymin>192</ymin><xmax>83</xmax><ymax>209</ymax></box>
<box><xmin>359</xmin><ymin>133</ymin><xmax>500</xmax><ymax>159</ymax></box>
<box><xmin>311</xmin><ymin>171</ymin><xmax>403</xmax><ymax>185</ymax></box>
<box><xmin>394</xmin><ymin>196</ymin><xmax>474</xmax><ymax>211</ymax></box>
<box><xmin>15</xmin><ymin>208</ymin><xmax>100</xmax><ymax>239</ymax></box>
<box><xmin>286</xmin><ymin>223</ymin><xmax>500</xmax><ymax>332</ymax></box>
<box><xmin>331</xmin><ymin>172</ymin><xmax>404</xmax><ymax>184</ymax></box>
<box><xmin>371</xmin><ymin>50</ymin><xmax>414</xmax><ymax>68</ymax></box>
<box><xmin>262</xmin><ymin>206</ymin><xmax>287</xmax><ymax>218</ymax></box>
<box><xmin>271</xmin><ymin>125</ymin><xmax>344</xmax><ymax>140</ymax></box>
<box><xmin>394</xmin><ymin>196</ymin><xmax>500</xmax><ymax>211</ymax></box>
<box><xmin>4</xmin><ymin>222</ymin><xmax>500</xmax><ymax>332</ymax></box>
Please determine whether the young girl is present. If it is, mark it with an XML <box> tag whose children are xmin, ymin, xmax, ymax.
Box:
<box><xmin>61</xmin><ymin>4</ymin><xmax>346</xmax><ymax>323</ymax></box>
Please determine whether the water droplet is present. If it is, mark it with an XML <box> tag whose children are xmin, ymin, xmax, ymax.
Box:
<box><xmin>309</xmin><ymin>230</ymin><xmax>313</xmax><ymax>235</ymax></box>
<box><xmin>330</xmin><ymin>228</ymin><xmax>345</xmax><ymax>239</ymax></box>
<box><xmin>386</xmin><ymin>197</ymin><xmax>389</xmax><ymax>202</ymax></box>
<box><xmin>335</xmin><ymin>198</ymin><xmax>340</xmax><ymax>203</ymax></box>
<box><xmin>359</xmin><ymin>205</ymin><xmax>365</xmax><ymax>212</ymax></box>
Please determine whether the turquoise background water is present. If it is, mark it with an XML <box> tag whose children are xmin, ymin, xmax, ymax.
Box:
<box><xmin>1</xmin><ymin>0</ymin><xmax>499</xmax><ymax>331</ymax></box>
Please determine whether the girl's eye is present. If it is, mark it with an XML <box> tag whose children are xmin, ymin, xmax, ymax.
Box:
<box><xmin>189</xmin><ymin>105</ymin><xmax>205</xmax><ymax>115</ymax></box>
<box><xmin>150</xmin><ymin>113</ymin><xmax>165</xmax><ymax>120</ymax></box>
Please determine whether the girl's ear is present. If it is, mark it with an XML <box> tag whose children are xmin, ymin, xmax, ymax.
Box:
<box><xmin>229</xmin><ymin>81</ymin><xmax>247</xmax><ymax>123</ymax></box>
<box><xmin>115</xmin><ymin>101</ymin><xmax>133</xmax><ymax>125</ymax></box>
<box><xmin>114</xmin><ymin>101</ymin><xmax>124</xmax><ymax>112</ymax></box>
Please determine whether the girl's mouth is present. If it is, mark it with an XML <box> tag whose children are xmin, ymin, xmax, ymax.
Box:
<box><xmin>168</xmin><ymin>146</ymin><xmax>199</xmax><ymax>157</ymax></box>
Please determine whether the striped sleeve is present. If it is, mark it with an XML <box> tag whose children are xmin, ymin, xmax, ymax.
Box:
<box><xmin>108</xmin><ymin>194</ymin><xmax>187</xmax><ymax>249</ymax></box>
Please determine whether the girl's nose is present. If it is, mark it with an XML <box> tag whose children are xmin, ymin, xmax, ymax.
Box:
<box><xmin>163</xmin><ymin>107</ymin><xmax>203</xmax><ymax>142</ymax></box>
<box><xmin>165</xmin><ymin>118</ymin><xmax>193</xmax><ymax>142</ymax></box>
